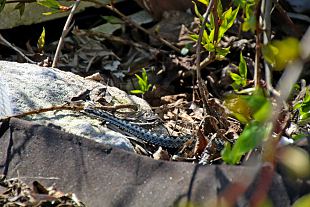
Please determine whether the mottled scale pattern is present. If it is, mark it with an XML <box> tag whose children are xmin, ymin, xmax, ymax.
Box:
<box><xmin>84</xmin><ymin>107</ymin><xmax>190</xmax><ymax>148</ymax></box>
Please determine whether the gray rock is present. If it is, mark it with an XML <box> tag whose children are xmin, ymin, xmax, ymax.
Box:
<box><xmin>0</xmin><ymin>118</ymin><xmax>291</xmax><ymax>207</ymax></box>
<box><xmin>0</xmin><ymin>77</ymin><xmax>12</xmax><ymax>116</ymax></box>
<box><xmin>0</xmin><ymin>61</ymin><xmax>152</xmax><ymax>151</ymax></box>
<box><xmin>0</xmin><ymin>1</ymin><xmax>115</xmax><ymax>29</ymax></box>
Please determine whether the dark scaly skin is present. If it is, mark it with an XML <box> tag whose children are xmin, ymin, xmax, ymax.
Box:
<box><xmin>84</xmin><ymin>107</ymin><xmax>190</xmax><ymax>148</ymax></box>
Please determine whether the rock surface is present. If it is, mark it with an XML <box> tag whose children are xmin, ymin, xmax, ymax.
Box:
<box><xmin>0</xmin><ymin>118</ymin><xmax>291</xmax><ymax>207</ymax></box>
<box><xmin>0</xmin><ymin>61</ymin><xmax>152</xmax><ymax>151</ymax></box>
<box><xmin>0</xmin><ymin>1</ymin><xmax>118</xmax><ymax>29</ymax></box>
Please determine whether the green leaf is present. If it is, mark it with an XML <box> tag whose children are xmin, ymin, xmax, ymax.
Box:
<box><xmin>203</xmin><ymin>42</ymin><xmax>215</xmax><ymax>52</ymax></box>
<box><xmin>225</xmin><ymin>94</ymin><xmax>252</xmax><ymax>123</ymax></box>
<box><xmin>297</xmin><ymin>89</ymin><xmax>310</xmax><ymax>117</ymax></box>
<box><xmin>225</xmin><ymin>89</ymin><xmax>270</xmax><ymax>123</ymax></box>
<box><xmin>292</xmin><ymin>134</ymin><xmax>308</xmax><ymax>141</ymax></box>
<box><xmin>253</xmin><ymin>101</ymin><xmax>272</xmax><ymax>122</ymax></box>
<box><xmin>216</xmin><ymin>0</ymin><xmax>223</xmax><ymax>17</ymax></box>
<box><xmin>233</xmin><ymin>112</ymin><xmax>250</xmax><ymax>124</ymax></box>
<box><xmin>304</xmin><ymin>90</ymin><xmax>310</xmax><ymax>101</ymax></box>
<box><xmin>221</xmin><ymin>142</ymin><xmax>232</xmax><ymax>163</ymax></box>
<box><xmin>262</xmin><ymin>43</ymin><xmax>278</xmax><ymax>67</ymax></box>
<box><xmin>209</xmin><ymin>28</ymin><xmax>215</xmax><ymax>43</ymax></box>
<box><xmin>141</xmin><ymin>68</ymin><xmax>148</xmax><ymax>83</ymax></box>
<box><xmin>135</xmin><ymin>74</ymin><xmax>146</xmax><ymax>91</ymax></box>
<box><xmin>130</xmin><ymin>90</ymin><xmax>144</xmax><ymax>94</ymax></box>
<box><xmin>293</xmin><ymin>194</ymin><xmax>310</xmax><ymax>207</ymax></box>
<box><xmin>262</xmin><ymin>37</ymin><xmax>300</xmax><ymax>71</ymax></box>
<box><xmin>231</xmin><ymin>82</ymin><xmax>240</xmax><ymax>91</ymax></box>
<box><xmin>42</xmin><ymin>10</ymin><xmax>61</xmax><ymax>15</ymax></box>
<box><xmin>233</xmin><ymin>0</ymin><xmax>255</xmax><ymax>8</ymax></box>
<box><xmin>132</xmin><ymin>68</ymin><xmax>152</xmax><ymax>95</ymax></box>
<box><xmin>189</xmin><ymin>34</ymin><xmax>199</xmax><ymax>41</ymax></box>
<box><xmin>202</xmin><ymin>30</ymin><xmax>215</xmax><ymax>52</ymax></box>
<box><xmin>241</xmin><ymin>1</ymin><xmax>256</xmax><ymax>32</ymax></box>
<box><xmin>37</xmin><ymin>0</ymin><xmax>60</xmax><ymax>10</ymax></box>
<box><xmin>243</xmin><ymin>92</ymin><xmax>268</xmax><ymax>114</ymax></box>
<box><xmin>218</xmin><ymin>6</ymin><xmax>239</xmax><ymax>41</ymax></box>
<box><xmin>293</xmin><ymin>102</ymin><xmax>302</xmax><ymax>110</ymax></box>
<box><xmin>233</xmin><ymin>0</ymin><xmax>246</xmax><ymax>8</ymax></box>
<box><xmin>222</xmin><ymin>121</ymin><xmax>269</xmax><ymax>164</ymax></box>
<box><xmin>297</xmin><ymin>89</ymin><xmax>310</xmax><ymax>123</ymax></box>
<box><xmin>37</xmin><ymin>27</ymin><xmax>46</xmax><ymax>51</ymax></box>
<box><xmin>203</xmin><ymin>30</ymin><xmax>211</xmax><ymax>44</ymax></box>
<box><xmin>37</xmin><ymin>0</ymin><xmax>69</xmax><ymax>15</ymax></box>
<box><xmin>193</xmin><ymin>1</ymin><xmax>203</xmax><ymax>21</ymax></box>
<box><xmin>215</xmin><ymin>46</ymin><xmax>230</xmax><ymax>58</ymax></box>
<box><xmin>300</xmin><ymin>102</ymin><xmax>310</xmax><ymax>114</ymax></box>
<box><xmin>230</xmin><ymin>73</ymin><xmax>242</xmax><ymax>83</ymax></box>
<box><xmin>197</xmin><ymin>0</ymin><xmax>209</xmax><ymax>5</ymax></box>
<box><xmin>242</xmin><ymin>15</ymin><xmax>256</xmax><ymax>32</ymax></box>
<box><xmin>208</xmin><ymin>13</ymin><xmax>215</xmax><ymax>32</ymax></box>
<box><xmin>230</xmin><ymin>54</ymin><xmax>247</xmax><ymax>90</ymax></box>
<box><xmin>239</xmin><ymin>52</ymin><xmax>247</xmax><ymax>79</ymax></box>
<box><xmin>300</xmin><ymin>112</ymin><xmax>310</xmax><ymax>121</ymax></box>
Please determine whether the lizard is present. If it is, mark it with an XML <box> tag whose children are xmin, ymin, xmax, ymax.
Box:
<box><xmin>84</xmin><ymin>107</ymin><xmax>191</xmax><ymax>149</ymax></box>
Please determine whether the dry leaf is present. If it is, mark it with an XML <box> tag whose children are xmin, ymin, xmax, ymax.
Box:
<box><xmin>153</xmin><ymin>147</ymin><xmax>170</xmax><ymax>160</ymax></box>
<box><xmin>194</xmin><ymin>128</ymin><xmax>208</xmax><ymax>157</ymax></box>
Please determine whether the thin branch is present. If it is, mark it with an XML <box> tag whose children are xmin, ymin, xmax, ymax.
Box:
<box><xmin>0</xmin><ymin>104</ymin><xmax>82</xmax><ymax>121</ymax></box>
<box><xmin>195</xmin><ymin>0</ymin><xmax>215</xmax><ymax>115</ymax></box>
<box><xmin>262</xmin><ymin>0</ymin><xmax>280</xmax><ymax>96</ymax></box>
<box><xmin>84</xmin><ymin>0</ymin><xmax>180</xmax><ymax>53</ymax></box>
<box><xmin>254</xmin><ymin>24</ymin><xmax>310</xmax><ymax>207</ymax></box>
<box><xmin>0</xmin><ymin>33</ymin><xmax>36</xmax><ymax>64</ymax></box>
<box><xmin>0</xmin><ymin>103</ymin><xmax>138</xmax><ymax>121</ymax></box>
<box><xmin>52</xmin><ymin>0</ymin><xmax>80</xmax><ymax>67</ymax></box>
<box><xmin>254</xmin><ymin>0</ymin><xmax>262</xmax><ymax>88</ymax></box>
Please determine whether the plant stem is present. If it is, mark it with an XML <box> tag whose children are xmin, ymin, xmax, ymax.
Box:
<box><xmin>0</xmin><ymin>33</ymin><xmax>36</xmax><ymax>64</ymax></box>
<box><xmin>195</xmin><ymin>0</ymin><xmax>215</xmax><ymax>115</ymax></box>
<box><xmin>254</xmin><ymin>0</ymin><xmax>262</xmax><ymax>88</ymax></box>
<box><xmin>52</xmin><ymin>0</ymin><xmax>80</xmax><ymax>67</ymax></box>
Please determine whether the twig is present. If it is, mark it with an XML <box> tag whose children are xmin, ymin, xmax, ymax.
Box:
<box><xmin>0</xmin><ymin>33</ymin><xmax>36</xmax><ymax>64</ymax></box>
<box><xmin>262</xmin><ymin>0</ymin><xmax>280</xmax><ymax>96</ymax></box>
<box><xmin>195</xmin><ymin>0</ymin><xmax>215</xmax><ymax>115</ymax></box>
<box><xmin>254</xmin><ymin>0</ymin><xmax>262</xmax><ymax>88</ymax></box>
<box><xmin>199</xmin><ymin>56</ymin><xmax>213</xmax><ymax>69</ymax></box>
<box><xmin>84</xmin><ymin>0</ymin><xmax>181</xmax><ymax>53</ymax></box>
<box><xmin>262</xmin><ymin>0</ymin><xmax>271</xmax><ymax>92</ymax></box>
<box><xmin>0</xmin><ymin>104</ymin><xmax>83</xmax><ymax>121</ymax></box>
<box><xmin>254</xmin><ymin>26</ymin><xmax>310</xmax><ymax>207</ymax></box>
<box><xmin>52</xmin><ymin>0</ymin><xmax>80</xmax><ymax>67</ymax></box>
<box><xmin>212</xmin><ymin>0</ymin><xmax>219</xmax><ymax>47</ymax></box>
<box><xmin>0</xmin><ymin>103</ymin><xmax>138</xmax><ymax>121</ymax></box>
